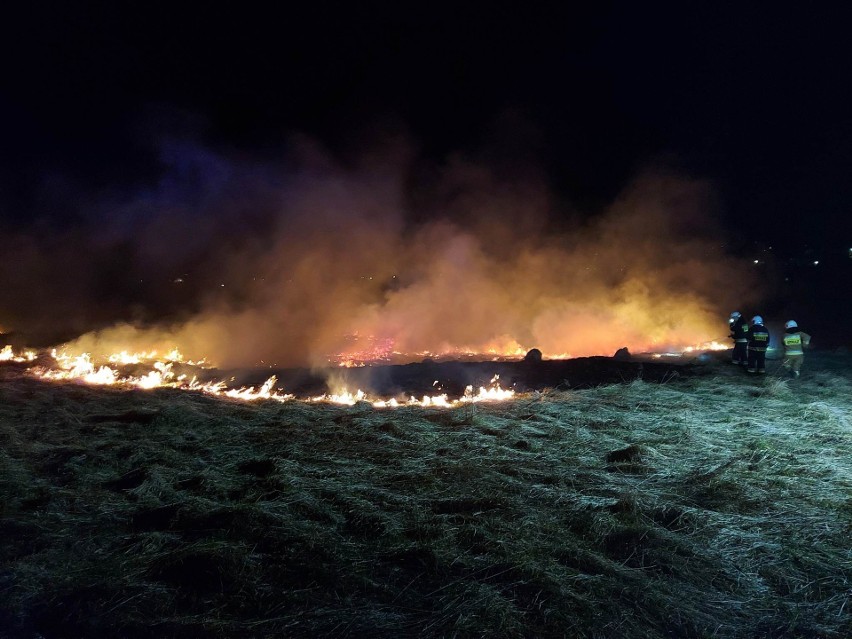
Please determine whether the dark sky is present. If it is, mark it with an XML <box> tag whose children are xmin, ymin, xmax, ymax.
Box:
<box><xmin>2</xmin><ymin>2</ymin><xmax>851</xmax><ymax>257</ymax></box>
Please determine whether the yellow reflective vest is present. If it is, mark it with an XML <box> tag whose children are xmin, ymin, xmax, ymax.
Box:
<box><xmin>782</xmin><ymin>331</ymin><xmax>811</xmax><ymax>356</ymax></box>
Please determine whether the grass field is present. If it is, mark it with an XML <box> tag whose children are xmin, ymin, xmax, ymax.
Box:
<box><xmin>1</xmin><ymin>353</ymin><xmax>850</xmax><ymax>638</ymax></box>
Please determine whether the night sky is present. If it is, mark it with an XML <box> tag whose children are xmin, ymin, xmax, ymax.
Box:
<box><xmin>1</xmin><ymin>3</ymin><xmax>850</xmax><ymax>349</ymax></box>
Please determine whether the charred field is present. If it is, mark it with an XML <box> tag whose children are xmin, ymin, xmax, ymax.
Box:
<box><xmin>221</xmin><ymin>355</ymin><xmax>693</xmax><ymax>398</ymax></box>
<box><xmin>1</xmin><ymin>352</ymin><xmax>851</xmax><ymax>638</ymax></box>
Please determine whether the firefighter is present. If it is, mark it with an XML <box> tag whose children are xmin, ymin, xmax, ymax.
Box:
<box><xmin>782</xmin><ymin>320</ymin><xmax>811</xmax><ymax>378</ymax></box>
<box><xmin>728</xmin><ymin>311</ymin><xmax>749</xmax><ymax>366</ymax></box>
<box><xmin>747</xmin><ymin>315</ymin><xmax>770</xmax><ymax>374</ymax></box>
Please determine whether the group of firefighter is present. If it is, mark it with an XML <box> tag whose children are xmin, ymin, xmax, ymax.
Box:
<box><xmin>728</xmin><ymin>312</ymin><xmax>811</xmax><ymax>377</ymax></box>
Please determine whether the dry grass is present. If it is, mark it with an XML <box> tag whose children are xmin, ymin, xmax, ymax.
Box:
<box><xmin>1</xmin><ymin>354</ymin><xmax>850</xmax><ymax>638</ymax></box>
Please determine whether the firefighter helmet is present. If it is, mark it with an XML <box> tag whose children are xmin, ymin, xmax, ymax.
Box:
<box><xmin>751</xmin><ymin>315</ymin><xmax>764</xmax><ymax>325</ymax></box>
<box><xmin>729</xmin><ymin>311</ymin><xmax>741</xmax><ymax>323</ymax></box>
<box><xmin>785</xmin><ymin>320</ymin><xmax>798</xmax><ymax>329</ymax></box>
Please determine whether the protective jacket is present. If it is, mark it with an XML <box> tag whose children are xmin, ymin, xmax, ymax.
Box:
<box><xmin>748</xmin><ymin>323</ymin><xmax>770</xmax><ymax>352</ymax></box>
<box><xmin>783</xmin><ymin>328</ymin><xmax>811</xmax><ymax>355</ymax></box>
<box><xmin>730</xmin><ymin>317</ymin><xmax>749</xmax><ymax>343</ymax></box>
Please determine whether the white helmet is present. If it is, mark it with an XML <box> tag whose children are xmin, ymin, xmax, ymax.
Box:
<box><xmin>785</xmin><ymin>320</ymin><xmax>798</xmax><ymax>329</ymax></box>
<box><xmin>751</xmin><ymin>315</ymin><xmax>764</xmax><ymax>325</ymax></box>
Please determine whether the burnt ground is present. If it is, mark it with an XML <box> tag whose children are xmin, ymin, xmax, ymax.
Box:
<box><xmin>214</xmin><ymin>348</ymin><xmax>851</xmax><ymax>398</ymax></box>
<box><xmin>17</xmin><ymin>347</ymin><xmax>847</xmax><ymax>399</ymax></box>
<box><xmin>223</xmin><ymin>354</ymin><xmax>706</xmax><ymax>398</ymax></box>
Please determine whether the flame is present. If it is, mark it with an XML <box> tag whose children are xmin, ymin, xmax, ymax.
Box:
<box><xmin>651</xmin><ymin>340</ymin><xmax>729</xmax><ymax>358</ymax></box>
<box><xmin>5</xmin><ymin>336</ymin><xmax>727</xmax><ymax>407</ymax></box>
<box><xmin>105</xmin><ymin>349</ymin><xmax>207</xmax><ymax>366</ymax></box>
<box><xmin>330</xmin><ymin>333</ymin><xmax>729</xmax><ymax>367</ymax></box>
<box><xmin>0</xmin><ymin>345</ymin><xmax>37</xmax><ymax>363</ymax></box>
<box><xmin>683</xmin><ymin>340</ymin><xmax>729</xmax><ymax>352</ymax></box>
<box><xmin>330</xmin><ymin>333</ymin><xmax>541</xmax><ymax>367</ymax></box>
<box><xmin>30</xmin><ymin>348</ymin><xmax>293</xmax><ymax>402</ymax></box>
<box><xmin>459</xmin><ymin>375</ymin><xmax>515</xmax><ymax>402</ymax></box>
<box><xmin>310</xmin><ymin>384</ymin><xmax>512</xmax><ymax>408</ymax></box>
<box><xmin>18</xmin><ymin>347</ymin><xmax>515</xmax><ymax>407</ymax></box>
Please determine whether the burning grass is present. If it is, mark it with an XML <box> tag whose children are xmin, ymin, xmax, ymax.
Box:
<box><xmin>1</xmin><ymin>354</ymin><xmax>850</xmax><ymax>637</ymax></box>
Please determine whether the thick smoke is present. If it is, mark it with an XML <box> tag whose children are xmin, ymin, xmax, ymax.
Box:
<box><xmin>0</xmin><ymin>134</ymin><xmax>758</xmax><ymax>367</ymax></box>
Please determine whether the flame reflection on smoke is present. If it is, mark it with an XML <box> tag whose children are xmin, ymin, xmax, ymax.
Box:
<box><xmin>0</xmin><ymin>152</ymin><xmax>759</xmax><ymax>373</ymax></box>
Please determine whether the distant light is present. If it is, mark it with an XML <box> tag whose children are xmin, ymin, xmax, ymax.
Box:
<box><xmin>813</xmin><ymin>260</ymin><xmax>819</xmax><ymax>265</ymax></box>
<box><xmin>753</xmin><ymin>260</ymin><xmax>759</xmax><ymax>264</ymax></box>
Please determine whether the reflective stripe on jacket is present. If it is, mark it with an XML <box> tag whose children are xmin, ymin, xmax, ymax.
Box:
<box><xmin>783</xmin><ymin>333</ymin><xmax>803</xmax><ymax>355</ymax></box>
<box><xmin>731</xmin><ymin>318</ymin><xmax>749</xmax><ymax>343</ymax></box>
<box><xmin>748</xmin><ymin>324</ymin><xmax>770</xmax><ymax>352</ymax></box>
<box><xmin>783</xmin><ymin>331</ymin><xmax>811</xmax><ymax>356</ymax></box>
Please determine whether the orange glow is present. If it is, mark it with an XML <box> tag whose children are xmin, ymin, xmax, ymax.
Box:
<box><xmin>651</xmin><ymin>340</ymin><xmax>729</xmax><ymax>358</ymax></box>
<box><xmin>329</xmin><ymin>334</ymin><xmax>728</xmax><ymax>367</ymax></box>
<box><xmin>40</xmin><ymin>170</ymin><xmax>755</xmax><ymax>372</ymax></box>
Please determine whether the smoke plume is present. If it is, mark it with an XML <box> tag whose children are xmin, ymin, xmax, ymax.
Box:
<box><xmin>0</xmin><ymin>134</ymin><xmax>757</xmax><ymax>367</ymax></box>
